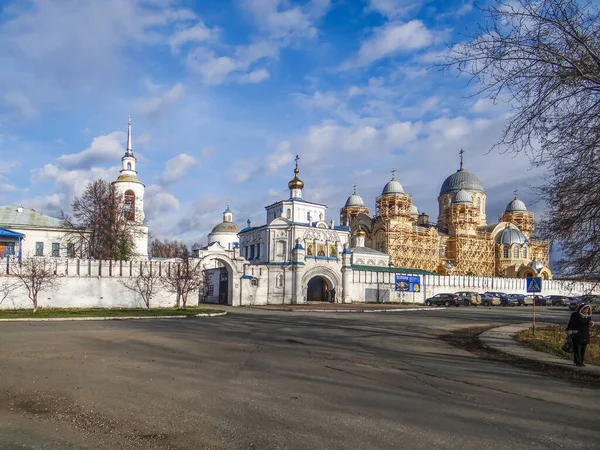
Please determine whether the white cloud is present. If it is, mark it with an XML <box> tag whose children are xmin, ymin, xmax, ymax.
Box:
<box><xmin>186</xmin><ymin>49</ymin><xmax>239</xmax><ymax>85</ymax></box>
<box><xmin>265</xmin><ymin>142</ymin><xmax>294</xmax><ymax>174</ymax></box>
<box><xmin>0</xmin><ymin>182</ymin><xmax>18</xmax><ymax>192</ymax></box>
<box><xmin>0</xmin><ymin>0</ymin><xmax>198</xmax><ymax>117</ymax></box>
<box><xmin>201</xmin><ymin>146</ymin><xmax>215</xmax><ymax>158</ymax></box>
<box><xmin>239</xmin><ymin>68</ymin><xmax>270</xmax><ymax>84</ymax></box>
<box><xmin>169</xmin><ymin>21</ymin><xmax>216</xmax><ymax>53</ymax></box>
<box><xmin>342</xmin><ymin>20</ymin><xmax>434</xmax><ymax>69</ymax></box>
<box><xmin>242</xmin><ymin>0</ymin><xmax>330</xmax><ymax>40</ymax></box>
<box><xmin>159</xmin><ymin>153</ymin><xmax>200</xmax><ymax>185</ymax></box>
<box><xmin>367</xmin><ymin>0</ymin><xmax>422</xmax><ymax>18</ymax></box>
<box><xmin>57</xmin><ymin>132</ymin><xmax>125</xmax><ymax>169</ymax></box>
<box><xmin>133</xmin><ymin>82</ymin><xmax>185</xmax><ymax>116</ymax></box>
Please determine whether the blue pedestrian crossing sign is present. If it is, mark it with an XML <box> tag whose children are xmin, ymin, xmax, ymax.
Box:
<box><xmin>526</xmin><ymin>277</ymin><xmax>542</xmax><ymax>293</ymax></box>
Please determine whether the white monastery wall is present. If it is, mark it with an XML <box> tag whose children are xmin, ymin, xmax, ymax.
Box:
<box><xmin>0</xmin><ymin>258</ymin><xmax>598</xmax><ymax>309</ymax></box>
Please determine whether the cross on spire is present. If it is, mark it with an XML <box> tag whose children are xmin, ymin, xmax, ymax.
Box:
<box><xmin>459</xmin><ymin>149</ymin><xmax>464</xmax><ymax>170</ymax></box>
<box><xmin>294</xmin><ymin>155</ymin><xmax>300</xmax><ymax>170</ymax></box>
<box><xmin>514</xmin><ymin>188</ymin><xmax>519</xmax><ymax>198</ymax></box>
<box><xmin>391</xmin><ymin>168</ymin><xmax>396</xmax><ymax>180</ymax></box>
<box><xmin>353</xmin><ymin>183</ymin><xmax>357</xmax><ymax>193</ymax></box>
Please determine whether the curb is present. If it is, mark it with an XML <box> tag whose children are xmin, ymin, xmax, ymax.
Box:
<box><xmin>0</xmin><ymin>311</ymin><xmax>227</xmax><ymax>322</ymax></box>
<box><xmin>478</xmin><ymin>322</ymin><xmax>600</xmax><ymax>374</ymax></box>
<box><xmin>250</xmin><ymin>307</ymin><xmax>444</xmax><ymax>313</ymax></box>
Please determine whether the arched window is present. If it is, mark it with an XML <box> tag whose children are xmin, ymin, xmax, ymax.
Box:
<box><xmin>124</xmin><ymin>190</ymin><xmax>136</xmax><ymax>221</ymax></box>
<box><xmin>127</xmin><ymin>162</ymin><xmax>132</xmax><ymax>170</ymax></box>
<box><xmin>277</xmin><ymin>241</ymin><xmax>286</xmax><ymax>256</ymax></box>
<box><xmin>307</xmin><ymin>212</ymin><xmax>311</xmax><ymax>221</ymax></box>
<box><xmin>503</xmin><ymin>246</ymin><xmax>509</xmax><ymax>259</ymax></box>
<box><xmin>523</xmin><ymin>247</ymin><xmax>528</xmax><ymax>259</ymax></box>
<box><xmin>513</xmin><ymin>246</ymin><xmax>519</xmax><ymax>259</ymax></box>
<box><xmin>477</xmin><ymin>198</ymin><xmax>481</xmax><ymax>208</ymax></box>
<box><xmin>276</xmin><ymin>274</ymin><xmax>283</xmax><ymax>288</ymax></box>
<box><xmin>286</xmin><ymin>209</ymin><xmax>291</xmax><ymax>219</ymax></box>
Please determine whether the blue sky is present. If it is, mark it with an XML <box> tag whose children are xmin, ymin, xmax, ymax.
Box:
<box><xmin>0</xmin><ymin>0</ymin><xmax>547</xmax><ymax>246</ymax></box>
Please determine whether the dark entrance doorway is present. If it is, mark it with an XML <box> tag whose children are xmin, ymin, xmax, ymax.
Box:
<box><xmin>307</xmin><ymin>276</ymin><xmax>330</xmax><ymax>302</ymax></box>
<box><xmin>218</xmin><ymin>267</ymin><xmax>229</xmax><ymax>305</ymax></box>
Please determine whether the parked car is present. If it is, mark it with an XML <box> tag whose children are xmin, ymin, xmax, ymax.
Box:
<box><xmin>525</xmin><ymin>295</ymin><xmax>547</xmax><ymax>306</ymax></box>
<box><xmin>485</xmin><ymin>291</ymin><xmax>510</xmax><ymax>302</ymax></box>
<box><xmin>500</xmin><ymin>295</ymin><xmax>520</xmax><ymax>307</ymax></box>
<box><xmin>424</xmin><ymin>293</ymin><xmax>461</xmax><ymax>307</ymax></box>
<box><xmin>569</xmin><ymin>296</ymin><xmax>584</xmax><ymax>311</ymax></box>
<box><xmin>480</xmin><ymin>293</ymin><xmax>501</xmax><ymax>306</ymax></box>
<box><xmin>455</xmin><ymin>291</ymin><xmax>482</xmax><ymax>306</ymax></box>
<box><xmin>570</xmin><ymin>295</ymin><xmax>600</xmax><ymax>310</ymax></box>
<box><xmin>546</xmin><ymin>295</ymin><xmax>570</xmax><ymax>307</ymax></box>
<box><xmin>507</xmin><ymin>293</ymin><xmax>526</xmax><ymax>306</ymax></box>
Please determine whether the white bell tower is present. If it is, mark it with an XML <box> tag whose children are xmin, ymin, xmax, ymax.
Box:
<box><xmin>112</xmin><ymin>116</ymin><xmax>148</xmax><ymax>257</ymax></box>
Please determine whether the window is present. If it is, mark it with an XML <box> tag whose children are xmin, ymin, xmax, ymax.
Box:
<box><xmin>276</xmin><ymin>274</ymin><xmax>283</xmax><ymax>288</ymax></box>
<box><xmin>286</xmin><ymin>209</ymin><xmax>291</xmax><ymax>219</ymax></box>
<box><xmin>250</xmin><ymin>245</ymin><xmax>255</xmax><ymax>260</ymax></box>
<box><xmin>477</xmin><ymin>198</ymin><xmax>481</xmax><ymax>208</ymax></box>
<box><xmin>278</xmin><ymin>241</ymin><xmax>286</xmax><ymax>256</ymax></box>
<box><xmin>523</xmin><ymin>247</ymin><xmax>527</xmax><ymax>259</ymax></box>
<box><xmin>251</xmin><ymin>278</ymin><xmax>259</xmax><ymax>287</ymax></box>
<box><xmin>51</xmin><ymin>242</ymin><xmax>60</xmax><ymax>257</ymax></box>
<box><xmin>307</xmin><ymin>212</ymin><xmax>311</xmax><ymax>221</ymax></box>
<box><xmin>244</xmin><ymin>246</ymin><xmax>249</xmax><ymax>259</ymax></box>
<box><xmin>67</xmin><ymin>243</ymin><xmax>75</xmax><ymax>258</ymax></box>
<box><xmin>127</xmin><ymin>162</ymin><xmax>132</xmax><ymax>170</ymax></box>
<box><xmin>256</xmin><ymin>244</ymin><xmax>260</xmax><ymax>259</ymax></box>
<box><xmin>0</xmin><ymin>242</ymin><xmax>15</xmax><ymax>257</ymax></box>
<box><xmin>35</xmin><ymin>242</ymin><xmax>44</xmax><ymax>256</ymax></box>
<box><xmin>513</xmin><ymin>247</ymin><xmax>519</xmax><ymax>259</ymax></box>
<box><xmin>503</xmin><ymin>246</ymin><xmax>509</xmax><ymax>259</ymax></box>
<box><xmin>124</xmin><ymin>190</ymin><xmax>136</xmax><ymax>221</ymax></box>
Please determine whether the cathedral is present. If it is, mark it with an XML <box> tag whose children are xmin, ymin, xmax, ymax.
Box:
<box><xmin>340</xmin><ymin>151</ymin><xmax>552</xmax><ymax>279</ymax></box>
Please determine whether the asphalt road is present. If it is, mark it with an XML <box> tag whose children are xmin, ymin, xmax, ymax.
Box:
<box><xmin>0</xmin><ymin>306</ymin><xmax>598</xmax><ymax>450</ymax></box>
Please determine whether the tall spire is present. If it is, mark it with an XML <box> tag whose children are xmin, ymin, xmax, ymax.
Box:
<box><xmin>126</xmin><ymin>115</ymin><xmax>133</xmax><ymax>155</ymax></box>
<box><xmin>288</xmin><ymin>154</ymin><xmax>304</xmax><ymax>197</ymax></box>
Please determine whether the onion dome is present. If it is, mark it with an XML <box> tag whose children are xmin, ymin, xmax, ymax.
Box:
<box><xmin>382</xmin><ymin>169</ymin><xmax>404</xmax><ymax>195</ymax></box>
<box><xmin>356</xmin><ymin>229</ymin><xmax>366</xmax><ymax>236</ymax></box>
<box><xmin>410</xmin><ymin>204</ymin><xmax>419</xmax><ymax>216</ymax></box>
<box><xmin>211</xmin><ymin>222</ymin><xmax>240</xmax><ymax>234</ymax></box>
<box><xmin>496</xmin><ymin>226</ymin><xmax>527</xmax><ymax>245</ymax></box>
<box><xmin>505</xmin><ymin>190</ymin><xmax>527</xmax><ymax>213</ymax></box>
<box><xmin>529</xmin><ymin>260</ymin><xmax>544</xmax><ymax>273</ymax></box>
<box><xmin>452</xmin><ymin>189</ymin><xmax>473</xmax><ymax>204</ymax></box>
<box><xmin>345</xmin><ymin>185</ymin><xmax>365</xmax><ymax>207</ymax></box>
<box><xmin>439</xmin><ymin>150</ymin><xmax>484</xmax><ymax>195</ymax></box>
<box><xmin>288</xmin><ymin>156</ymin><xmax>304</xmax><ymax>190</ymax></box>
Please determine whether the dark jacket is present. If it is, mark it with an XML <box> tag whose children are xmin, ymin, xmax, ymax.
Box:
<box><xmin>567</xmin><ymin>307</ymin><xmax>592</xmax><ymax>344</ymax></box>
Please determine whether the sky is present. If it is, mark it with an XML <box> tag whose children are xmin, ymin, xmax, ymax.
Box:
<box><xmin>0</xmin><ymin>0</ymin><xmax>548</xmax><ymax>247</ymax></box>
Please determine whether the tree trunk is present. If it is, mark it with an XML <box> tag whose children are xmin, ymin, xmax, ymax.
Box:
<box><xmin>175</xmin><ymin>292</ymin><xmax>180</xmax><ymax>308</ymax></box>
<box><xmin>182</xmin><ymin>292</ymin><xmax>188</xmax><ymax>309</ymax></box>
<box><xmin>33</xmin><ymin>296</ymin><xmax>38</xmax><ymax>313</ymax></box>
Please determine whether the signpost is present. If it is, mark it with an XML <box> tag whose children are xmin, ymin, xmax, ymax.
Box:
<box><xmin>526</xmin><ymin>277</ymin><xmax>542</xmax><ymax>334</ymax></box>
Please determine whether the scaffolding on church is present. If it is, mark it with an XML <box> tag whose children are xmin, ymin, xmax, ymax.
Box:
<box><xmin>446</xmin><ymin>232</ymin><xmax>496</xmax><ymax>277</ymax></box>
<box><xmin>384</xmin><ymin>224</ymin><xmax>441</xmax><ymax>273</ymax></box>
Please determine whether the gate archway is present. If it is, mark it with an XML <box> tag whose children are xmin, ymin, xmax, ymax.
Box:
<box><xmin>307</xmin><ymin>276</ymin><xmax>331</xmax><ymax>302</ymax></box>
<box><xmin>197</xmin><ymin>255</ymin><xmax>237</xmax><ymax>306</ymax></box>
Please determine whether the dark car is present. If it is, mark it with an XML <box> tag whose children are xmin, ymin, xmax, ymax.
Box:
<box><xmin>507</xmin><ymin>293</ymin><xmax>525</xmax><ymax>306</ymax></box>
<box><xmin>546</xmin><ymin>295</ymin><xmax>570</xmax><ymax>307</ymax></box>
<box><xmin>501</xmin><ymin>295</ymin><xmax>520</xmax><ymax>307</ymax></box>
<box><xmin>485</xmin><ymin>291</ymin><xmax>509</xmax><ymax>301</ymax></box>
<box><xmin>569</xmin><ymin>296</ymin><xmax>584</xmax><ymax>311</ymax></box>
<box><xmin>424</xmin><ymin>293</ymin><xmax>460</xmax><ymax>307</ymax></box>
<box><xmin>570</xmin><ymin>295</ymin><xmax>600</xmax><ymax>310</ymax></box>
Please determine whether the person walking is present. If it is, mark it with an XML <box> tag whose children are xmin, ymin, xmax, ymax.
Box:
<box><xmin>566</xmin><ymin>303</ymin><xmax>595</xmax><ymax>367</ymax></box>
<box><xmin>324</xmin><ymin>287</ymin><xmax>329</xmax><ymax>303</ymax></box>
<box><xmin>329</xmin><ymin>287</ymin><xmax>336</xmax><ymax>303</ymax></box>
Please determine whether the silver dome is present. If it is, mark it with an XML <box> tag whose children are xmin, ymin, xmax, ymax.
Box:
<box><xmin>529</xmin><ymin>260</ymin><xmax>544</xmax><ymax>272</ymax></box>
<box><xmin>440</xmin><ymin>169</ymin><xmax>484</xmax><ymax>196</ymax></box>
<box><xmin>382</xmin><ymin>179</ymin><xmax>404</xmax><ymax>195</ymax></box>
<box><xmin>410</xmin><ymin>204</ymin><xmax>419</xmax><ymax>216</ymax></box>
<box><xmin>452</xmin><ymin>189</ymin><xmax>473</xmax><ymax>204</ymax></box>
<box><xmin>345</xmin><ymin>186</ymin><xmax>366</xmax><ymax>207</ymax></box>
<box><xmin>496</xmin><ymin>227</ymin><xmax>527</xmax><ymax>245</ymax></box>
<box><xmin>505</xmin><ymin>197</ymin><xmax>527</xmax><ymax>213</ymax></box>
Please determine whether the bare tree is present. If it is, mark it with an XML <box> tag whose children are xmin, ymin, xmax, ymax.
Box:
<box><xmin>61</xmin><ymin>179</ymin><xmax>136</xmax><ymax>260</ymax></box>
<box><xmin>149</xmin><ymin>238</ymin><xmax>189</xmax><ymax>259</ymax></box>
<box><xmin>12</xmin><ymin>257</ymin><xmax>59</xmax><ymax>312</ymax></box>
<box><xmin>0</xmin><ymin>276</ymin><xmax>18</xmax><ymax>307</ymax></box>
<box><xmin>120</xmin><ymin>261</ymin><xmax>161</xmax><ymax>309</ymax></box>
<box><xmin>161</xmin><ymin>251</ymin><xmax>203</xmax><ymax>308</ymax></box>
<box><xmin>441</xmin><ymin>0</ymin><xmax>600</xmax><ymax>278</ymax></box>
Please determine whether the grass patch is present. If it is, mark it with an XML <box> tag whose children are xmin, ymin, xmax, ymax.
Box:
<box><xmin>515</xmin><ymin>324</ymin><xmax>600</xmax><ymax>366</ymax></box>
<box><xmin>0</xmin><ymin>307</ymin><xmax>225</xmax><ymax>319</ymax></box>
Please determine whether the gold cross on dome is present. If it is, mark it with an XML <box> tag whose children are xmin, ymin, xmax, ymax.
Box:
<box><xmin>294</xmin><ymin>155</ymin><xmax>300</xmax><ymax>169</ymax></box>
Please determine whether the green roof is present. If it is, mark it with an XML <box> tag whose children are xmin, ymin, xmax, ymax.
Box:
<box><xmin>0</xmin><ymin>206</ymin><xmax>67</xmax><ymax>229</ymax></box>
<box><xmin>351</xmin><ymin>264</ymin><xmax>437</xmax><ymax>275</ymax></box>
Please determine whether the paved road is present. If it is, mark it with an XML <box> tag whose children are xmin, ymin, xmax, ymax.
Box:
<box><xmin>0</xmin><ymin>306</ymin><xmax>597</xmax><ymax>450</ymax></box>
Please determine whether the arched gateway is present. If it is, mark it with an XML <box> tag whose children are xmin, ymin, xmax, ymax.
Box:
<box><xmin>196</xmin><ymin>253</ymin><xmax>240</xmax><ymax>306</ymax></box>
<box><xmin>307</xmin><ymin>276</ymin><xmax>330</xmax><ymax>302</ymax></box>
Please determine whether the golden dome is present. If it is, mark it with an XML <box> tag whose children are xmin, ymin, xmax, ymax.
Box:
<box><xmin>114</xmin><ymin>174</ymin><xmax>143</xmax><ymax>184</ymax></box>
<box><xmin>288</xmin><ymin>167</ymin><xmax>304</xmax><ymax>190</ymax></box>
<box><xmin>356</xmin><ymin>229</ymin><xmax>367</xmax><ymax>236</ymax></box>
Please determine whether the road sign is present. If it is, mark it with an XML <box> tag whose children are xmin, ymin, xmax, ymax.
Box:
<box><xmin>395</xmin><ymin>275</ymin><xmax>420</xmax><ymax>292</ymax></box>
<box><xmin>526</xmin><ymin>277</ymin><xmax>542</xmax><ymax>293</ymax></box>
